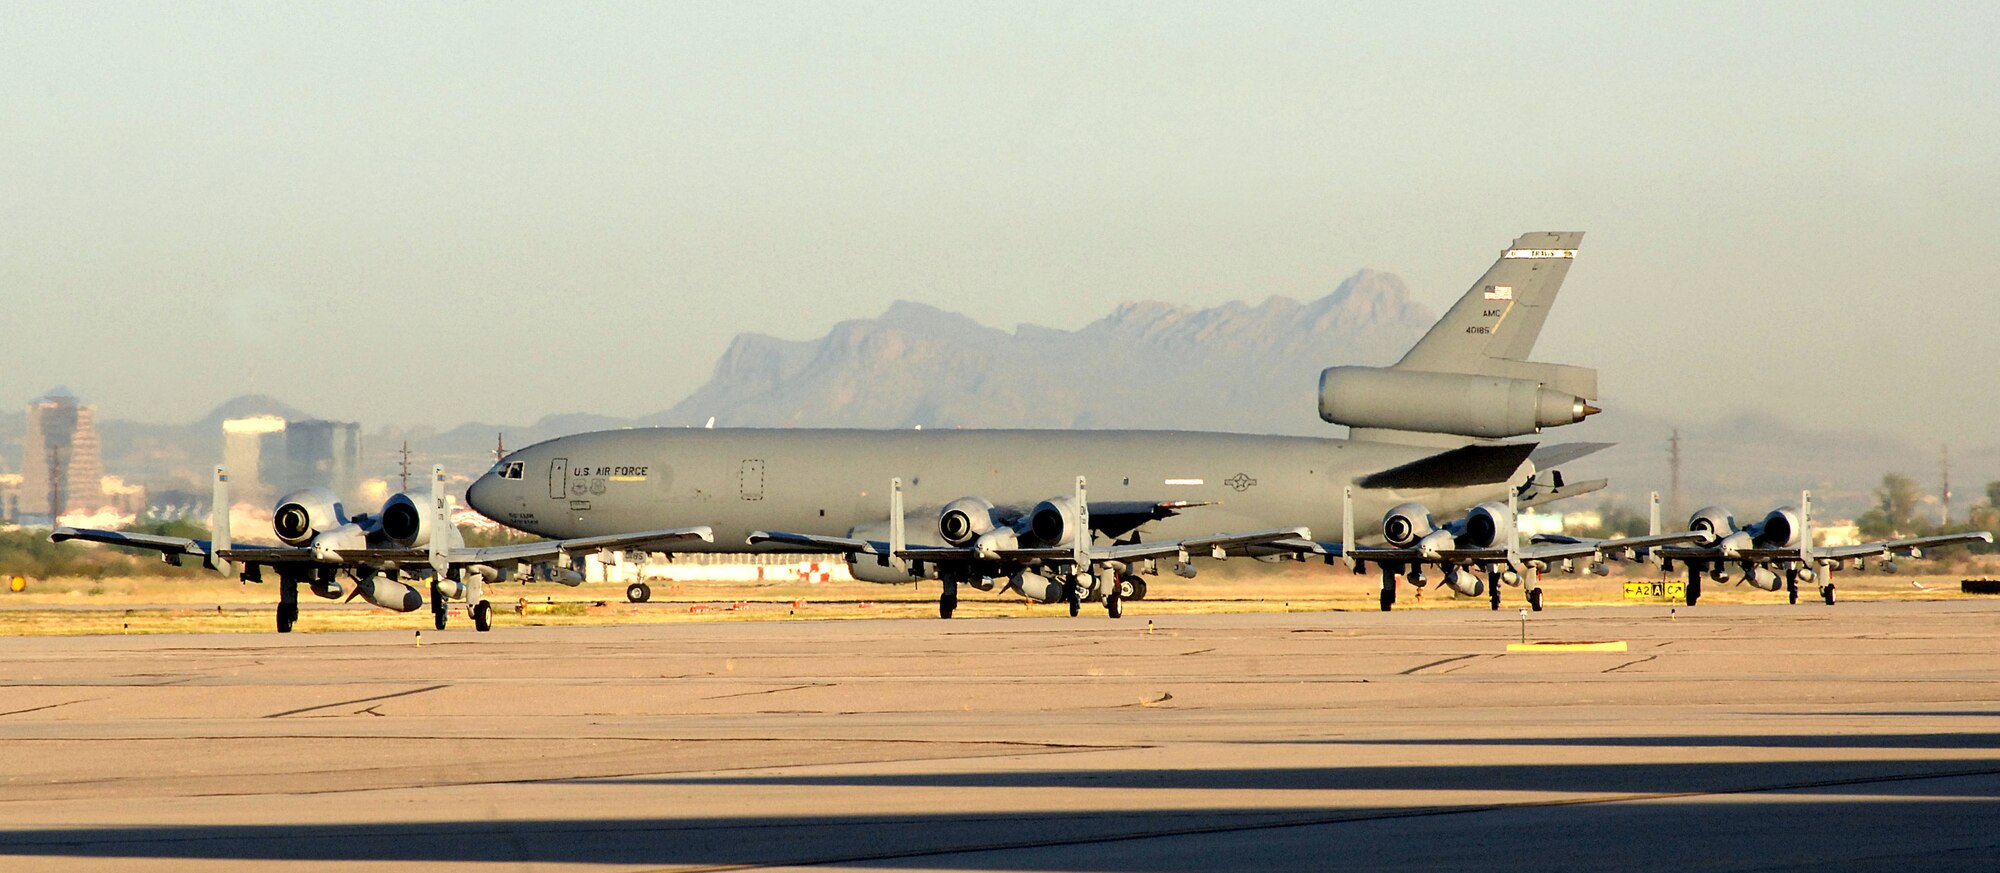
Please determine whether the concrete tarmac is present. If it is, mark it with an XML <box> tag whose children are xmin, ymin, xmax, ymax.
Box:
<box><xmin>2</xmin><ymin>601</ymin><xmax>1998</xmax><ymax>871</ymax></box>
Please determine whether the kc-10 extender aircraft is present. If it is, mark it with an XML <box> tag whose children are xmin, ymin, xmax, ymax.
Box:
<box><xmin>465</xmin><ymin>232</ymin><xmax>1613</xmax><ymax>617</ymax></box>
<box><xmin>52</xmin><ymin>466</ymin><xmax>713</xmax><ymax>632</ymax></box>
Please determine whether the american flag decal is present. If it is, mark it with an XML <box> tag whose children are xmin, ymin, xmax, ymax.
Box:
<box><xmin>1483</xmin><ymin>285</ymin><xmax>1514</xmax><ymax>301</ymax></box>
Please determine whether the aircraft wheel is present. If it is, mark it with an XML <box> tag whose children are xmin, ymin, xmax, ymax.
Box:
<box><xmin>1788</xmin><ymin>585</ymin><xmax>1799</xmax><ymax>605</ymax></box>
<box><xmin>472</xmin><ymin>601</ymin><xmax>493</xmax><ymax>632</ymax></box>
<box><xmin>433</xmin><ymin>609</ymin><xmax>447</xmax><ymax>631</ymax></box>
<box><xmin>1379</xmin><ymin>589</ymin><xmax>1393</xmax><ymax>612</ymax></box>
<box><xmin>626</xmin><ymin>582</ymin><xmax>652</xmax><ymax>604</ymax></box>
<box><xmin>939</xmin><ymin>597</ymin><xmax>956</xmax><ymax>619</ymax></box>
<box><xmin>276</xmin><ymin>604</ymin><xmax>296</xmax><ymax>634</ymax></box>
<box><xmin>1118</xmin><ymin>575</ymin><xmax>1148</xmax><ymax>600</ymax></box>
<box><xmin>1105</xmin><ymin>594</ymin><xmax>1123</xmax><ymax>619</ymax></box>
<box><xmin>1528</xmin><ymin>588</ymin><xmax>1544</xmax><ymax>612</ymax></box>
<box><xmin>1821</xmin><ymin>584</ymin><xmax>1836</xmax><ymax>606</ymax></box>
<box><xmin>1489</xmin><ymin>584</ymin><xmax>1501</xmax><ymax>611</ymax></box>
<box><xmin>1066</xmin><ymin>582</ymin><xmax>1081</xmax><ymax>617</ymax></box>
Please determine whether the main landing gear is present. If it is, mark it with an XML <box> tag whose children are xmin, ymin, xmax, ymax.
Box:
<box><xmin>939</xmin><ymin>577</ymin><xmax>958</xmax><ymax>619</ymax></box>
<box><xmin>626</xmin><ymin>582</ymin><xmax>652</xmax><ymax>603</ymax></box>
<box><xmin>1787</xmin><ymin>570</ymin><xmax>1800</xmax><ymax>605</ymax></box>
<box><xmin>1379</xmin><ymin>568</ymin><xmax>1397</xmax><ymax>612</ymax></box>
<box><xmin>277</xmin><ymin>573</ymin><xmax>300</xmax><ymax>634</ymax></box>
<box><xmin>1685</xmin><ymin>566</ymin><xmax>1703</xmax><ymax>607</ymax></box>
<box><xmin>1820</xmin><ymin>583</ymin><xmax>1837</xmax><ymax>605</ymax></box>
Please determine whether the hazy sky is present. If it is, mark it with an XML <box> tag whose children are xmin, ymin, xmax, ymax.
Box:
<box><xmin>6</xmin><ymin>2</ymin><xmax>1997</xmax><ymax>445</ymax></box>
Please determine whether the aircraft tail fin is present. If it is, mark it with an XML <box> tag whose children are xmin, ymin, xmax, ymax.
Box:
<box><xmin>1394</xmin><ymin>231</ymin><xmax>1595</xmax><ymax>399</ymax></box>
<box><xmin>428</xmin><ymin>465</ymin><xmax>449</xmax><ymax>579</ymax></box>
<box><xmin>210</xmin><ymin>466</ymin><xmax>232</xmax><ymax>575</ymax></box>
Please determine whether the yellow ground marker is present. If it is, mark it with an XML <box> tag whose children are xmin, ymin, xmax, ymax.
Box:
<box><xmin>1507</xmin><ymin>641</ymin><xmax>1628</xmax><ymax>652</ymax></box>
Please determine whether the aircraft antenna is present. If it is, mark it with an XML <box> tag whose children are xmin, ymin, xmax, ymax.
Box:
<box><xmin>398</xmin><ymin>441</ymin><xmax>412</xmax><ymax>493</ymax></box>
<box><xmin>1667</xmin><ymin>429</ymin><xmax>1682</xmax><ymax>523</ymax></box>
<box><xmin>1941</xmin><ymin>444</ymin><xmax>1952</xmax><ymax>526</ymax></box>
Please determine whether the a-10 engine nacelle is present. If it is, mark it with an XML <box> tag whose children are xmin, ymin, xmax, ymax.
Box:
<box><xmin>1029</xmin><ymin>497</ymin><xmax>1083</xmax><ymax>547</ymax></box>
<box><xmin>1381</xmin><ymin>503</ymin><xmax>1436</xmax><ymax>548</ymax></box>
<box><xmin>938</xmin><ymin>497</ymin><xmax>998</xmax><ymax>547</ymax></box>
<box><xmin>1319</xmin><ymin>367</ymin><xmax>1596</xmax><ymax>439</ymax></box>
<box><xmin>273</xmin><ymin>488</ymin><xmax>347</xmax><ymax>546</ymax></box>
<box><xmin>1752</xmin><ymin>507</ymin><xmax>1803</xmax><ymax>549</ymax></box>
<box><xmin>378</xmin><ymin>491</ymin><xmax>435</xmax><ymax>548</ymax></box>
<box><xmin>1687</xmin><ymin>506</ymin><xmax>1738</xmax><ymax>546</ymax></box>
<box><xmin>1456</xmin><ymin>501</ymin><xmax>1513</xmax><ymax>550</ymax></box>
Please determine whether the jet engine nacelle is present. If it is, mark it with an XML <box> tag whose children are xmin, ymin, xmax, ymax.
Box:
<box><xmin>1011</xmin><ymin>571</ymin><xmax>1066</xmax><ymax>603</ymax></box>
<box><xmin>1381</xmin><ymin>503</ymin><xmax>1436</xmax><ymax>548</ymax></box>
<box><xmin>272</xmin><ymin>488</ymin><xmax>347</xmax><ymax>546</ymax></box>
<box><xmin>354</xmin><ymin>577</ymin><xmax>423</xmax><ymax>612</ymax></box>
<box><xmin>1029</xmin><ymin>497</ymin><xmax>1083</xmax><ymax>547</ymax></box>
<box><xmin>1457</xmin><ymin>501</ymin><xmax>1514</xmax><ymax>550</ymax></box>
<box><xmin>1443</xmin><ymin>566</ymin><xmax>1484</xmax><ymax>597</ymax></box>
<box><xmin>938</xmin><ymin>497</ymin><xmax>998</xmax><ymax>547</ymax></box>
<box><xmin>1318</xmin><ymin>367</ymin><xmax>1596</xmax><ymax>439</ymax></box>
<box><xmin>1688</xmin><ymin>507</ymin><xmax>1738</xmax><ymax>546</ymax></box>
<box><xmin>1752</xmin><ymin>507</ymin><xmax>1802</xmax><ymax>549</ymax></box>
<box><xmin>1744</xmin><ymin>566</ymin><xmax>1782</xmax><ymax>591</ymax></box>
<box><xmin>378</xmin><ymin>491</ymin><xmax>435</xmax><ymax>548</ymax></box>
<box><xmin>846</xmin><ymin>553</ymin><xmax>915</xmax><ymax>584</ymax></box>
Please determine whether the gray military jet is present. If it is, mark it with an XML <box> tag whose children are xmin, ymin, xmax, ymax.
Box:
<box><xmin>467</xmin><ymin>232</ymin><xmax>1612</xmax><ymax>615</ymax></box>
<box><xmin>1646</xmin><ymin>491</ymin><xmax>1991</xmax><ymax>605</ymax></box>
<box><xmin>749</xmin><ymin>476</ymin><xmax>1307</xmax><ymax>617</ymax></box>
<box><xmin>51</xmin><ymin>466</ymin><xmax>712</xmax><ymax>632</ymax></box>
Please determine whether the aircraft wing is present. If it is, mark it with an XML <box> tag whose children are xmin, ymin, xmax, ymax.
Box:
<box><xmin>51</xmin><ymin>527</ymin><xmax>210</xmax><ymax>560</ymax></box>
<box><xmin>1086</xmin><ymin>500</ymin><xmax>1220</xmax><ymax>539</ymax></box>
<box><xmin>1094</xmin><ymin>528</ymin><xmax>1311</xmax><ymax>562</ymax></box>
<box><xmin>50</xmin><ymin>527</ymin><xmax>296</xmax><ymax>568</ymax></box>
<box><xmin>1882</xmin><ymin>532</ymin><xmax>1993</xmax><ymax>552</ymax></box>
<box><xmin>454</xmin><ymin>527</ymin><xmax>716</xmax><ymax>565</ymax></box>
<box><xmin>747</xmin><ymin>531</ymin><xmax>884</xmax><ymax>554</ymax></box>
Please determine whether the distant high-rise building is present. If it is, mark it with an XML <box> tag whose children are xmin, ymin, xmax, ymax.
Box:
<box><xmin>222</xmin><ymin>416</ymin><xmax>287</xmax><ymax>506</ymax></box>
<box><xmin>219</xmin><ymin>416</ymin><xmax>363</xmax><ymax>506</ymax></box>
<box><xmin>281</xmin><ymin>419</ymin><xmax>362</xmax><ymax>502</ymax></box>
<box><xmin>20</xmin><ymin>388</ymin><xmax>107</xmax><ymax>517</ymax></box>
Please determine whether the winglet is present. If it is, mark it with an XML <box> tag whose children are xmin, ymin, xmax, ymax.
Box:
<box><xmin>1074</xmin><ymin>476</ymin><xmax>1090</xmax><ymax>571</ymax></box>
<box><xmin>428</xmin><ymin>465</ymin><xmax>449</xmax><ymax>579</ymax></box>
<box><xmin>210</xmin><ymin>466</ymin><xmax>233</xmax><ymax>576</ymax></box>
<box><xmin>888</xmin><ymin>478</ymin><xmax>908</xmax><ymax>575</ymax></box>
<box><xmin>1340</xmin><ymin>486</ymin><xmax>1356</xmax><ymax>569</ymax></box>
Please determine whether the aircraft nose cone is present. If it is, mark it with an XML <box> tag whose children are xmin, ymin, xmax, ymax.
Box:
<box><xmin>466</xmin><ymin>474</ymin><xmax>496</xmax><ymax>514</ymax></box>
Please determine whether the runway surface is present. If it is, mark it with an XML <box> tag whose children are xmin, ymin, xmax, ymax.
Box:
<box><xmin>2</xmin><ymin>601</ymin><xmax>1999</xmax><ymax>871</ymax></box>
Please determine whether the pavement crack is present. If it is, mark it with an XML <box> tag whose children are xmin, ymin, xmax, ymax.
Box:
<box><xmin>1400</xmin><ymin>655</ymin><xmax>1476</xmax><ymax>675</ymax></box>
<box><xmin>262</xmin><ymin>684</ymin><xmax>450</xmax><ymax>719</ymax></box>
<box><xmin>1603</xmin><ymin>655</ymin><xmax>1658</xmax><ymax>674</ymax></box>
<box><xmin>0</xmin><ymin>698</ymin><xmax>96</xmax><ymax>717</ymax></box>
<box><xmin>701</xmin><ymin>683</ymin><xmax>829</xmax><ymax>701</ymax></box>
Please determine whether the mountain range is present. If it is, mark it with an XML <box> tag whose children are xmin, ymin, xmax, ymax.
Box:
<box><xmin>6</xmin><ymin>270</ymin><xmax>1992</xmax><ymax>520</ymax></box>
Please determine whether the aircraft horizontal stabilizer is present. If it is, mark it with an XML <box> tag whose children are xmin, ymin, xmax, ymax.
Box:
<box><xmin>1527</xmin><ymin>442</ymin><xmax>1614</xmax><ymax>470</ymax></box>
<box><xmin>1356</xmin><ymin>442</ymin><xmax>1536</xmax><ymax>490</ymax></box>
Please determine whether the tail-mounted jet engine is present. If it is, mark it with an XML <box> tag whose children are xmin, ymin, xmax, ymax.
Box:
<box><xmin>1029</xmin><ymin>497</ymin><xmax>1083</xmax><ymax>547</ymax></box>
<box><xmin>1318</xmin><ymin>368</ymin><xmax>1597</xmax><ymax>439</ymax></box>
<box><xmin>1751</xmin><ymin>507</ymin><xmax>1803</xmax><ymax>549</ymax></box>
<box><xmin>273</xmin><ymin>488</ymin><xmax>347</xmax><ymax>546</ymax></box>
<box><xmin>378</xmin><ymin>492</ymin><xmax>435</xmax><ymax>548</ymax></box>
<box><xmin>938</xmin><ymin>497</ymin><xmax>998</xmax><ymax>547</ymax></box>
<box><xmin>1381</xmin><ymin>503</ymin><xmax>1435</xmax><ymax>548</ymax></box>
<box><xmin>1687</xmin><ymin>507</ymin><xmax>1737</xmax><ymax>547</ymax></box>
<box><xmin>1456</xmin><ymin>501</ymin><xmax>1514</xmax><ymax>550</ymax></box>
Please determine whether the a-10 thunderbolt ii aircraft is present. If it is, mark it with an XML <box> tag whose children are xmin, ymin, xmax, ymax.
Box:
<box><xmin>1621</xmin><ymin>491</ymin><xmax>1992</xmax><ymax>606</ymax></box>
<box><xmin>466</xmin><ymin>232</ymin><xmax>1614</xmax><ymax>617</ymax></box>
<box><xmin>1277</xmin><ymin>488</ymin><xmax>1697</xmax><ymax>612</ymax></box>
<box><xmin>51</xmin><ymin>466</ymin><xmax>713</xmax><ymax>632</ymax></box>
<box><xmin>749</xmin><ymin>476</ymin><xmax>1308</xmax><ymax>617</ymax></box>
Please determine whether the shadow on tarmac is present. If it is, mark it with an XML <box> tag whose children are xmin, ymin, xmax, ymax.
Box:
<box><xmin>5</xmin><ymin>760</ymin><xmax>1999</xmax><ymax>870</ymax></box>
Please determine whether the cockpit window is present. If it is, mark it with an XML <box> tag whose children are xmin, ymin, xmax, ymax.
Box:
<box><xmin>500</xmin><ymin>462</ymin><xmax>525</xmax><ymax>480</ymax></box>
